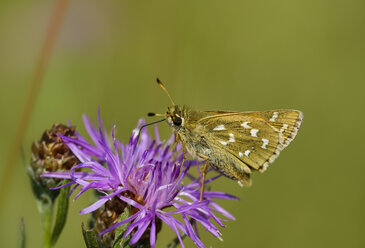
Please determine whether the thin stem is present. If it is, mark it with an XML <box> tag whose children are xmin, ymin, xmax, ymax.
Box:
<box><xmin>19</xmin><ymin>218</ymin><xmax>26</xmax><ymax>248</ymax></box>
<box><xmin>0</xmin><ymin>0</ymin><xmax>69</xmax><ymax>211</ymax></box>
<box><xmin>166</xmin><ymin>233</ymin><xmax>187</xmax><ymax>248</ymax></box>
<box><xmin>38</xmin><ymin>194</ymin><xmax>54</xmax><ymax>248</ymax></box>
<box><xmin>166</xmin><ymin>219</ymin><xmax>194</xmax><ymax>248</ymax></box>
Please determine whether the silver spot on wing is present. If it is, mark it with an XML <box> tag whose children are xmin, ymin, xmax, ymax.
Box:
<box><xmin>261</xmin><ymin>138</ymin><xmax>269</xmax><ymax>149</ymax></box>
<box><xmin>219</xmin><ymin>140</ymin><xmax>228</xmax><ymax>146</ymax></box>
<box><xmin>213</xmin><ymin>124</ymin><xmax>226</xmax><ymax>131</ymax></box>
<box><xmin>250</xmin><ymin>129</ymin><xmax>259</xmax><ymax>137</ymax></box>
<box><xmin>229</xmin><ymin>133</ymin><xmax>235</xmax><ymax>142</ymax></box>
<box><xmin>241</xmin><ymin>121</ymin><xmax>252</xmax><ymax>129</ymax></box>
<box><xmin>269</xmin><ymin>112</ymin><xmax>279</xmax><ymax>122</ymax></box>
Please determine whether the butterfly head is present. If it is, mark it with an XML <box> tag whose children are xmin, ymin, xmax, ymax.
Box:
<box><xmin>150</xmin><ymin>78</ymin><xmax>188</xmax><ymax>130</ymax></box>
<box><xmin>165</xmin><ymin>105</ymin><xmax>185</xmax><ymax>129</ymax></box>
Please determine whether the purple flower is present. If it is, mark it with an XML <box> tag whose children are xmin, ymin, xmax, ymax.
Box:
<box><xmin>42</xmin><ymin>110</ymin><xmax>238</xmax><ymax>248</ymax></box>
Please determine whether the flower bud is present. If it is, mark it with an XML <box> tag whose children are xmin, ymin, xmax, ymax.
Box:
<box><xmin>91</xmin><ymin>194</ymin><xmax>162</xmax><ymax>248</ymax></box>
<box><xmin>29</xmin><ymin>124</ymin><xmax>79</xmax><ymax>196</ymax></box>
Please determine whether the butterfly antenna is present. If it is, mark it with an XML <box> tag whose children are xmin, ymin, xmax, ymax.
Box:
<box><xmin>156</xmin><ymin>78</ymin><xmax>175</xmax><ymax>106</ymax></box>
<box><xmin>136</xmin><ymin>118</ymin><xmax>166</xmax><ymax>144</ymax></box>
<box><xmin>148</xmin><ymin>112</ymin><xmax>164</xmax><ymax>117</ymax></box>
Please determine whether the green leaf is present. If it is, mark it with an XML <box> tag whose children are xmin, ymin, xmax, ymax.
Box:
<box><xmin>112</xmin><ymin>206</ymin><xmax>131</xmax><ymax>248</ymax></box>
<box><xmin>18</xmin><ymin>218</ymin><xmax>26</xmax><ymax>248</ymax></box>
<box><xmin>81</xmin><ymin>223</ymin><xmax>103</xmax><ymax>248</ymax></box>
<box><xmin>27</xmin><ymin>166</ymin><xmax>45</xmax><ymax>201</ymax></box>
<box><xmin>50</xmin><ymin>180</ymin><xmax>70</xmax><ymax>246</ymax></box>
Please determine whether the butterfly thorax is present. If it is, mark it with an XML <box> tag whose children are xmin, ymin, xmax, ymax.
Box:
<box><xmin>165</xmin><ymin>105</ymin><xmax>213</xmax><ymax>158</ymax></box>
<box><xmin>165</xmin><ymin>105</ymin><xmax>208</xmax><ymax>131</ymax></box>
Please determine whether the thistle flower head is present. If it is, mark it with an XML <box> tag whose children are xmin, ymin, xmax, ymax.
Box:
<box><xmin>42</xmin><ymin>110</ymin><xmax>238</xmax><ymax>248</ymax></box>
<box><xmin>29</xmin><ymin>123</ymin><xmax>79</xmax><ymax>195</ymax></box>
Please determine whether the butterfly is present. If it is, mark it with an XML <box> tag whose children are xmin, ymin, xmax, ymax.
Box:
<box><xmin>149</xmin><ymin>79</ymin><xmax>303</xmax><ymax>200</ymax></box>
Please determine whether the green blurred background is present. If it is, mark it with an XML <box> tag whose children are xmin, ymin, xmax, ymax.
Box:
<box><xmin>1</xmin><ymin>0</ymin><xmax>364</xmax><ymax>247</ymax></box>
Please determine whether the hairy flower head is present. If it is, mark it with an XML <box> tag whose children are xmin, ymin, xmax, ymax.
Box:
<box><xmin>42</xmin><ymin>109</ymin><xmax>238</xmax><ymax>247</ymax></box>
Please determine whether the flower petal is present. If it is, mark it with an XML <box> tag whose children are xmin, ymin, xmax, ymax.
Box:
<box><xmin>100</xmin><ymin>211</ymin><xmax>142</xmax><ymax>235</ymax></box>
<box><xmin>80</xmin><ymin>198</ymin><xmax>108</xmax><ymax>214</ymax></box>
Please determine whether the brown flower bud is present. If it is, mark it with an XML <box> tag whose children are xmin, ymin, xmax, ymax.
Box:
<box><xmin>91</xmin><ymin>193</ymin><xmax>162</xmax><ymax>248</ymax></box>
<box><xmin>30</xmin><ymin>123</ymin><xmax>79</xmax><ymax>189</ymax></box>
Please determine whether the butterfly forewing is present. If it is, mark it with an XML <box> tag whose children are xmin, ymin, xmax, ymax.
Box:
<box><xmin>198</xmin><ymin>110</ymin><xmax>303</xmax><ymax>173</ymax></box>
<box><xmin>241</xmin><ymin>110</ymin><xmax>303</xmax><ymax>148</ymax></box>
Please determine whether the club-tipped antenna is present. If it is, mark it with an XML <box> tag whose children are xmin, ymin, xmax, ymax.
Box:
<box><xmin>148</xmin><ymin>112</ymin><xmax>165</xmax><ymax>117</ymax></box>
<box><xmin>156</xmin><ymin>78</ymin><xmax>175</xmax><ymax>106</ymax></box>
<box><xmin>136</xmin><ymin>118</ymin><xmax>166</xmax><ymax>144</ymax></box>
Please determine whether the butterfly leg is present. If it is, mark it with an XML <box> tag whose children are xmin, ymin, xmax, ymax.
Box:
<box><xmin>174</xmin><ymin>133</ymin><xmax>179</xmax><ymax>159</ymax></box>
<box><xmin>200</xmin><ymin>160</ymin><xmax>209</xmax><ymax>201</ymax></box>
<box><xmin>169</xmin><ymin>133</ymin><xmax>178</xmax><ymax>161</ymax></box>
<box><xmin>196</xmin><ymin>154</ymin><xmax>209</xmax><ymax>201</ymax></box>
<box><xmin>172</xmin><ymin>132</ymin><xmax>186</xmax><ymax>179</ymax></box>
<box><xmin>177</xmin><ymin>142</ymin><xmax>186</xmax><ymax>179</ymax></box>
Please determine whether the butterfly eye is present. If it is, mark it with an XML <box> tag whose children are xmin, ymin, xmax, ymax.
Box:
<box><xmin>173</xmin><ymin>116</ymin><xmax>182</xmax><ymax>126</ymax></box>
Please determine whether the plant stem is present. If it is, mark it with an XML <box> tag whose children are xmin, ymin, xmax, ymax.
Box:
<box><xmin>19</xmin><ymin>218</ymin><xmax>26</xmax><ymax>248</ymax></box>
<box><xmin>38</xmin><ymin>194</ymin><xmax>54</xmax><ymax>248</ymax></box>
<box><xmin>0</xmin><ymin>0</ymin><xmax>69</xmax><ymax>212</ymax></box>
<box><xmin>166</xmin><ymin>233</ymin><xmax>187</xmax><ymax>248</ymax></box>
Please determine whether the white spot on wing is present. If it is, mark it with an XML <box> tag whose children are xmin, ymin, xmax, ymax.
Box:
<box><xmin>244</xmin><ymin>150</ymin><xmax>251</xmax><ymax>156</ymax></box>
<box><xmin>239</xmin><ymin>152</ymin><xmax>244</xmax><ymax>157</ymax></box>
<box><xmin>241</xmin><ymin>121</ymin><xmax>252</xmax><ymax>129</ymax></box>
<box><xmin>280</xmin><ymin>124</ymin><xmax>289</xmax><ymax>133</ymax></box>
<box><xmin>229</xmin><ymin>133</ymin><xmax>235</xmax><ymax>142</ymax></box>
<box><xmin>270</xmin><ymin>112</ymin><xmax>279</xmax><ymax>122</ymax></box>
<box><xmin>250</xmin><ymin>129</ymin><xmax>259</xmax><ymax>137</ymax></box>
<box><xmin>219</xmin><ymin>140</ymin><xmax>228</xmax><ymax>146</ymax></box>
<box><xmin>213</xmin><ymin>124</ymin><xmax>226</xmax><ymax>131</ymax></box>
<box><xmin>261</xmin><ymin>138</ymin><xmax>269</xmax><ymax>149</ymax></box>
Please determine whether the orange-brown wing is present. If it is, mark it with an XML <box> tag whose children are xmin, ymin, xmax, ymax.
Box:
<box><xmin>198</xmin><ymin>110</ymin><xmax>303</xmax><ymax>172</ymax></box>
